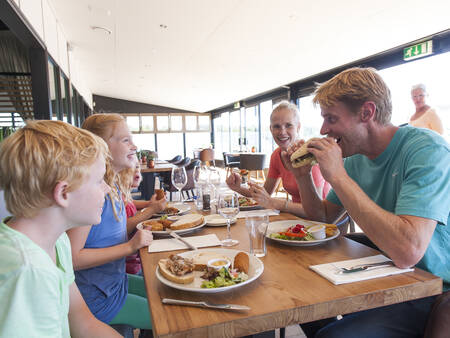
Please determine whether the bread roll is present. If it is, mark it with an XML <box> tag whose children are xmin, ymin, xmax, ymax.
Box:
<box><xmin>234</xmin><ymin>252</ymin><xmax>249</xmax><ymax>273</ymax></box>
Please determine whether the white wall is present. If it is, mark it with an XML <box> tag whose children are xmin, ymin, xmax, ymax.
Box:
<box><xmin>12</xmin><ymin>0</ymin><xmax>92</xmax><ymax>108</ymax></box>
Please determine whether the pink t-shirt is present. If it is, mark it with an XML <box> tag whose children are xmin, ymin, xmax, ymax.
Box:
<box><xmin>125</xmin><ymin>201</ymin><xmax>141</xmax><ymax>274</ymax></box>
<box><xmin>267</xmin><ymin>147</ymin><xmax>330</xmax><ymax>202</ymax></box>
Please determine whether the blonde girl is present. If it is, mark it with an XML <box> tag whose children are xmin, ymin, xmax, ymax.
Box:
<box><xmin>67</xmin><ymin>113</ymin><xmax>154</xmax><ymax>332</ymax></box>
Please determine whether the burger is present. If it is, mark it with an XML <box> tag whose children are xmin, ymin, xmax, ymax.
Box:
<box><xmin>290</xmin><ymin>139</ymin><xmax>317</xmax><ymax>168</ymax></box>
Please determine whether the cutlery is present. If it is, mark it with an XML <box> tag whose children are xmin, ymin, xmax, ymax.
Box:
<box><xmin>166</xmin><ymin>230</ymin><xmax>198</xmax><ymax>250</ymax></box>
<box><xmin>162</xmin><ymin>298</ymin><xmax>250</xmax><ymax>311</ymax></box>
<box><xmin>340</xmin><ymin>260</ymin><xmax>395</xmax><ymax>274</ymax></box>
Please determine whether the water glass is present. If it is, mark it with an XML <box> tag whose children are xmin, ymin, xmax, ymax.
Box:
<box><xmin>245</xmin><ymin>214</ymin><xmax>269</xmax><ymax>257</ymax></box>
<box><xmin>218</xmin><ymin>192</ymin><xmax>240</xmax><ymax>246</ymax></box>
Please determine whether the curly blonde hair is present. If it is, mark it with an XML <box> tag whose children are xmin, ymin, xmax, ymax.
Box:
<box><xmin>0</xmin><ymin>120</ymin><xmax>108</xmax><ymax>218</ymax></box>
<box><xmin>313</xmin><ymin>67</ymin><xmax>392</xmax><ymax>125</ymax></box>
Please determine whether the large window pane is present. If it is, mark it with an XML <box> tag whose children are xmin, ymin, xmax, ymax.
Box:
<box><xmin>48</xmin><ymin>61</ymin><xmax>58</xmax><ymax>120</ymax></box>
<box><xmin>156</xmin><ymin>115</ymin><xmax>169</xmax><ymax>131</ymax></box>
<box><xmin>141</xmin><ymin>116</ymin><xmax>154</xmax><ymax>131</ymax></box>
<box><xmin>185</xmin><ymin>116</ymin><xmax>197</xmax><ymax>130</ymax></box>
<box><xmin>213</xmin><ymin>112</ymin><xmax>230</xmax><ymax>158</ymax></box>
<box><xmin>298</xmin><ymin>96</ymin><xmax>323</xmax><ymax>140</ymax></box>
<box><xmin>230</xmin><ymin>110</ymin><xmax>240</xmax><ymax>152</ymax></box>
<box><xmin>133</xmin><ymin>134</ymin><xmax>155</xmax><ymax>152</ymax></box>
<box><xmin>170</xmin><ymin>115</ymin><xmax>183</xmax><ymax>131</ymax></box>
<box><xmin>126</xmin><ymin>116</ymin><xmax>140</xmax><ymax>132</ymax></box>
<box><xmin>379</xmin><ymin>52</ymin><xmax>450</xmax><ymax>140</ymax></box>
<box><xmin>198</xmin><ymin>115</ymin><xmax>210</xmax><ymax>131</ymax></box>
<box><xmin>185</xmin><ymin>132</ymin><xmax>211</xmax><ymax>159</ymax></box>
<box><xmin>156</xmin><ymin>133</ymin><xmax>184</xmax><ymax>159</ymax></box>
<box><xmin>60</xmin><ymin>74</ymin><xmax>69</xmax><ymax>123</ymax></box>
<box><xmin>260</xmin><ymin>100</ymin><xmax>274</xmax><ymax>166</ymax></box>
<box><xmin>244</xmin><ymin>106</ymin><xmax>259</xmax><ymax>152</ymax></box>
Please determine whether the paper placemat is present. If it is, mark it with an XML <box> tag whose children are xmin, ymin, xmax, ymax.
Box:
<box><xmin>148</xmin><ymin>234</ymin><xmax>221</xmax><ymax>253</ymax></box>
<box><xmin>310</xmin><ymin>254</ymin><xmax>414</xmax><ymax>285</ymax></box>
<box><xmin>237</xmin><ymin>209</ymin><xmax>280</xmax><ymax>219</ymax></box>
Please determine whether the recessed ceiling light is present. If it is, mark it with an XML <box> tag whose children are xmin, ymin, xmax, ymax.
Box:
<box><xmin>91</xmin><ymin>26</ymin><xmax>112</xmax><ymax>34</ymax></box>
<box><xmin>159</xmin><ymin>24</ymin><xmax>167</xmax><ymax>29</ymax></box>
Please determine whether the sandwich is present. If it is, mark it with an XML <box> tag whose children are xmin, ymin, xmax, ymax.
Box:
<box><xmin>158</xmin><ymin>254</ymin><xmax>195</xmax><ymax>284</ymax></box>
<box><xmin>155</xmin><ymin>189</ymin><xmax>165</xmax><ymax>200</ymax></box>
<box><xmin>290</xmin><ymin>139</ymin><xmax>317</xmax><ymax>168</ymax></box>
<box><xmin>169</xmin><ymin>214</ymin><xmax>204</xmax><ymax>231</ymax></box>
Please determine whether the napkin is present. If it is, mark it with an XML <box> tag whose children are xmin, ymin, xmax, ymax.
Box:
<box><xmin>237</xmin><ymin>209</ymin><xmax>280</xmax><ymax>219</ymax></box>
<box><xmin>148</xmin><ymin>234</ymin><xmax>221</xmax><ymax>253</ymax></box>
<box><xmin>309</xmin><ymin>254</ymin><xmax>414</xmax><ymax>285</ymax></box>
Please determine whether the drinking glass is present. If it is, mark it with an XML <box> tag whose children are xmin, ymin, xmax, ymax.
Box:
<box><xmin>218</xmin><ymin>192</ymin><xmax>240</xmax><ymax>246</ymax></box>
<box><xmin>208</xmin><ymin>168</ymin><xmax>221</xmax><ymax>212</ymax></box>
<box><xmin>171</xmin><ymin>167</ymin><xmax>187</xmax><ymax>202</ymax></box>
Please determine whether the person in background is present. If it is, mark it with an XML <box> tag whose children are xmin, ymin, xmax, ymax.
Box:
<box><xmin>226</xmin><ymin>100</ymin><xmax>330</xmax><ymax>216</ymax></box>
<box><xmin>120</xmin><ymin>161</ymin><xmax>166</xmax><ymax>274</ymax></box>
<box><xmin>284</xmin><ymin>67</ymin><xmax>449</xmax><ymax>337</ymax></box>
<box><xmin>0</xmin><ymin>120</ymin><xmax>121</xmax><ymax>337</ymax></box>
<box><xmin>409</xmin><ymin>83</ymin><xmax>444</xmax><ymax>135</ymax></box>
<box><xmin>67</xmin><ymin>114</ymin><xmax>154</xmax><ymax>336</ymax></box>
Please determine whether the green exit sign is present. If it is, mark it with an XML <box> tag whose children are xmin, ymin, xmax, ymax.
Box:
<box><xmin>403</xmin><ymin>40</ymin><xmax>433</xmax><ymax>61</ymax></box>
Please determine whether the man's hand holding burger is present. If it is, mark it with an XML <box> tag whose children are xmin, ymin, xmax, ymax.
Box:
<box><xmin>280</xmin><ymin>139</ymin><xmax>314</xmax><ymax>177</ymax></box>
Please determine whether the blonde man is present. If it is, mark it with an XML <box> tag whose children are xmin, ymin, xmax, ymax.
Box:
<box><xmin>284</xmin><ymin>67</ymin><xmax>449</xmax><ymax>337</ymax></box>
<box><xmin>0</xmin><ymin>120</ymin><xmax>121</xmax><ymax>337</ymax></box>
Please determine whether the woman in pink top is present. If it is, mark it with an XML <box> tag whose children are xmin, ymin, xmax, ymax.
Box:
<box><xmin>226</xmin><ymin>101</ymin><xmax>330</xmax><ymax>216</ymax></box>
<box><xmin>409</xmin><ymin>84</ymin><xmax>444</xmax><ymax>135</ymax></box>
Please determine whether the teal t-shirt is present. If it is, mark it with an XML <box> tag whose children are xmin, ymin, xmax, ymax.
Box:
<box><xmin>0</xmin><ymin>218</ymin><xmax>75</xmax><ymax>337</ymax></box>
<box><xmin>327</xmin><ymin>126</ymin><xmax>450</xmax><ymax>291</ymax></box>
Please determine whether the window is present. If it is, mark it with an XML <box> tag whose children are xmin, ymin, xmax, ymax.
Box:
<box><xmin>133</xmin><ymin>133</ymin><xmax>155</xmax><ymax>152</ymax></box>
<box><xmin>48</xmin><ymin>60</ymin><xmax>58</xmax><ymax>120</ymax></box>
<box><xmin>156</xmin><ymin>115</ymin><xmax>169</xmax><ymax>131</ymax></box>
<box><xmin>260</xmin><ymin>100</ymin><xmax>274</xmax><ymax>166</ymax></box>
<box><xmin>60</xmin><ymin>73</ymin><xmax>70</xmax><ymax>123</ymax></box>
<box><xmin>185</xmin><ymin>132</ymin><xmax>211</xmax><ymax>158</ymax></box>
<box><xmin>198</xmin><ymin>115</ymin><xmax>210</xmax><ymax>131</ymax></box>
<box><xmin>230</xmin><ymin>110</ymin><xmax>240</xmax><ymax>152</ymax></box>
<box><xmin>156</xmin><ymin>133</ymin><xmax>184</xmax><ymax>159</ymax></box>
<box><xmin>298</xmin><ymin>96</ymin><xmax>323</xmax><ymax>140</ymax></box>
<box><xmin>141</xmin><ymin>115</ymin><xmax>154</xmax><ymax>132</ymax></box>
<box><xmin>244</xmin><ymin>106</ymin><xmax>259</xmax><ymax>151</ymax></box>
<box><xmin>170</xmin><ymin>115</ymin><xmax>183</xmax><ymax>131</ymax></box>
<box><xmin>185</xmin><ymin>115</ymin><xmax>197</xmax><ymax>130</ymax></box>
<box><xmin>126</xmin><ymin>116</ymin><xmax>140</xmax><ymax>132</ymax></box>
<box><xmin>213</xmin><ymin>112</ymin><xmax>230</xmax><ymax>157</ymax></box>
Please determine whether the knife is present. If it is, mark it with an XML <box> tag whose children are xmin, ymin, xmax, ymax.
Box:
<box><xmin>162</xmin><ymin>298</ymin><xmax>251</xmax><ymax>311</ymax></box>
<box><xmin>340</xmin><ymin>260</ymin><xmax>395</xmax><ymax>273</ymax></box>
<box><xmin>166</xmin><ymin>230</ymin><xmax>198</xmax><ymax>250</ymax></box>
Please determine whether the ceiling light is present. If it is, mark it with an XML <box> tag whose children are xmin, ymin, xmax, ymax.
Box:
<box><xmin>159</xmin><ymin>24</ymin><xmax>167</xmax><ymax>29</ymax></box>
<box><xmin>91</xmin><ymin>26</ymin><xmax>112</xmax><ymax>34</ymax></box>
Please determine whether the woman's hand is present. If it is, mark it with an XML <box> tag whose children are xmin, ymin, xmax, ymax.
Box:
<box><xmin>226</xmin><ymin>172</ymin><xmax>242</xmax><ymax>191</ymax></box>
<box><xmin>129</xmin><ymin>228</ymin><xmax>153</xmax><ymax>252</ymax></box>
<box><xmin>248</xmin><ymin>182</ymin><xmax>273</xmax><ymax>209</ymax></box>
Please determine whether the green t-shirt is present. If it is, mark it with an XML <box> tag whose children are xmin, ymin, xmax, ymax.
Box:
<box><xmin>327</xmin><ymin>126</ymin><xmax>450</xmax><ymax>291</ymax></box>
<box><xmin>0</xmin><ymin>218</ymin><xmax>75</xmax><ymax>337</ymax></box>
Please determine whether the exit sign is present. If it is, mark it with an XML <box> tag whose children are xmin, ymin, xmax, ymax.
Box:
<box><xmin>403</xmin><ymin>40</ymin><xmax>433</xmax><ymax>61</ymax></box>
<box><xmin>234</xmin><ymin>101</ymin><xmax>240</xmax><ymax>109</ymax></box>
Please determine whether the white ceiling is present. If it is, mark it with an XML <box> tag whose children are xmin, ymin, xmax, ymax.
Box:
<box><xmin>49</xmin><ymin>0</ymin><xmax>450</xmax><ymax>112</ymax></box>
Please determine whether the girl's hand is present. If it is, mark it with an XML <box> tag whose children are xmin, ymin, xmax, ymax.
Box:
<box><xmin>248</xmin><ymin>182</ymin><xmax>273</xmax><ymax>209</ymax></box>
<box><xmin>129</xmin><ymin>229</ymin><xmax>153</xmax><ymax>252</ymax></box>
<box><xmin>148</xmin><ymin>193</ymin><xmax>167</xmax><ymax>213</ymax></box>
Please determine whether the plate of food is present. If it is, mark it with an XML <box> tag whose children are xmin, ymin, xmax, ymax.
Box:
<box><xmin>238</xmin><ymin>196</ymin><xmax>262</xmax><ymax>211</ymax></box>
<box><xmin>266</xmin><ymin>219</ymin><xmax>340</xmax><ymax>246</ymax></box>
<box><xmin>204</xmin><ymin>214</ymin><xmax>237</xmax><ymax>227</ymax></box>
<box><xmin>156</xmin><ymin>249</ymin><xmax>264</xmax><ymax>293</ymax></box>
<box><xmin>154</xmin><ymin>203</ymin><xmax>191</xmax><ymax>216</ymax></box>
<box><xmin>137</xmin><ymin>213</ymin><xmax>206</xmax><ymax>236</ymax></box>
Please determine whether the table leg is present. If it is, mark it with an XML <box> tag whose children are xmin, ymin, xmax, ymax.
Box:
<box><xmin>141</xmin><ymin>172</ymin><xmax>156</xmax><ymax>200</ymax></box>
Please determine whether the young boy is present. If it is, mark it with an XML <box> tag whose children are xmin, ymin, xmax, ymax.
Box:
<box><xmin>0</xmin><ymin>120</ymin><xmax>122</xmax><ymax>337</ymax></box>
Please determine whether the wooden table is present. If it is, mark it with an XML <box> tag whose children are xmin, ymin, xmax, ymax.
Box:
<box><xmin>140</xmin><ymin>211</ymin><xmax>442</xmax><ymax>338</ymax></box>
<box><xmin>140</xmin><ymin>162</ymin><xmax>177</xmax><ymax>200</ymax></box>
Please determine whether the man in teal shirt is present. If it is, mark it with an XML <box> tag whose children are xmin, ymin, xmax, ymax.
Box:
<box><xmin>284</xmin><ymin>67</ymin><xmax>449</xmax><ymax>337</ymax></box>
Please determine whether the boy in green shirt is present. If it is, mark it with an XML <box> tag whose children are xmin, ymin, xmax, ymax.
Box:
<box><xmin>0</xmin><ymin>120</ymin><xmax>121</xmax><ymax>337</ymax></box>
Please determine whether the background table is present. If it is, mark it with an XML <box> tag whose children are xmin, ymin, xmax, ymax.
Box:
<box><xmin>140</xmin><ymin>162</ymin><xmax>177</xmax><ymax>200</ymax></box>
<box><xmin>140</xmin><ymin>210</ymin><xmax>442</xmax><ymax>338</ymax></box>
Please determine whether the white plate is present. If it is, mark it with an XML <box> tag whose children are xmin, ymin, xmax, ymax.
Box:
<box><xmin>156</xmin><ymin>248</ymin><xmax>264</xmax><ymax>293</ymax></box>
<box><xmin>155</xmin><ymin>203</ymin><xmax>191</xmax><ymax>216</ymax></box>
<box><xmin>137</xmin><ymin>218</ymin><xmax>206</xmax><ymax>236</ymax></box>
<box><xmin>266</xmin><ymin>219</ymin><xmax>340</xmax><ymax>246</ymax></box>
<box><xmin>204</xmin><ymin>214</ymin><xmax>237</xmax><ymax>227</ymax></box>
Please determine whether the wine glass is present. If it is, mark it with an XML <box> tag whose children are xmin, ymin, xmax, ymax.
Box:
<box><xmin>218</xmin><ymin>192</ymin><xmax>240</xmax><ymax>247</ymax></box>
<box><xmin>171</xmin><ymin>167</ymin><xmax>187</xmax><ymax>203</ymax></box>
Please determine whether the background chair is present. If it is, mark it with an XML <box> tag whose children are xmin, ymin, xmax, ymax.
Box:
<box><xmin>199</xmin><ymin>148</ymin><xmax>215</xmax><ymax>167</ymax></box>
<box><xmin>223</xmin><ymin>152</ymin><xmax>240</xmax><ymax>176</ymax></box>
<box><xmin>175</xmin><ymin>156</ymin><xmax>191</xmax><ymax>167</ymax></box>
<box><xmin>167</xmin><ymin>155</ymin><xmax>182</xmax><ymax>163</ymax></box>
<box><xmin>239</xmin><ymin>153</ymin><xmax>266</xmax><ymax>182</ymax></box>
<box><xmin>162</xmin><ymin>159</ymin><xmax>200</xmax><ymax>201</ymax></box>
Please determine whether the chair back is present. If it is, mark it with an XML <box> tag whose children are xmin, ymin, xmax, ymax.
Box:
<box><xmin>223</xmin><ymin>153</ymin><xmax>240</xmax><ymax>166</ymax></box>
<box><xmin>239</xmin><ymin>153</ymin><xmax>266</xmax><ymax>170</ymax></box>
<box><xmin>185</xmin><ymin>159</ymin><xmax>201</xmax><ymax>171</ymax></box>
<box><xmin>176</xmin><ymin>157</ymin><xmax>191</xmax><ymax>167</ymax></box>
<box><xmin>200</xmin><ymin>148</ymin><xmax>215</xmax><ymax>167</ymax></box>
<box><xmin>167</xmin><ymin>155</ymin><xmax>182</xmax><ymax>163</ymax></box>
